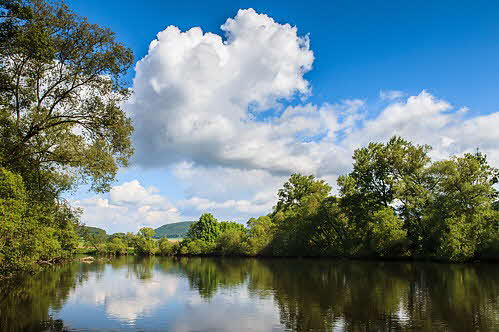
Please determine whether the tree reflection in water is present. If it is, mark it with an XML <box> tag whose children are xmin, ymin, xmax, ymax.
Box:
<box><xmin>0</xmin><ymin>257</ymin><xmax>497</xmax><ymax>331</ymax></box>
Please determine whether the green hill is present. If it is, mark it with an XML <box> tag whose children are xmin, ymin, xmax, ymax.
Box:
<box><xmin>154</xmin><ymin>221</ymin><xmax>194</xmax><ymax>239</ymax></box>
<box><xmin>79</xmin><ymin>225</ymin><xmax>106</xmax><ymax>237</ymax></box>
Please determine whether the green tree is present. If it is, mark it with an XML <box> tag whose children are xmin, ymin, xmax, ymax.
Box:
<box><xmin>272</xmin><ymin>174</ymin><xmax>331</xmax><ymax>256</ymax></box>
<box><xmin>186</xmin><ymin>213</ymin><xmax>222</xmax><ymax>243</ymax></box>
<box><xmin>158</xmin><ymin>238</ymin><xmax>173</xmax><ymax>256</ymax></box>
<box><xmin>428</xmin><ymin>152</ymin><xmax>499</xmax><ymax>261</ymax></box>
<box><xmin>274</xmin><ymin>174</ymin><xmax>331</xmax><ymax>214</ymax></box>
<box><xmin>338</xmin><ymin>137</ymin><xmax>431</xmax><ymax>255</ymax></box>
<box><xmin>307</xmin><ymin>197</ymin><xmax>358</xmax><ymax>256</ymax></box>
<box><xmin>245</xmin><ymin>216</ymin><xmax>276</xmax><ymax>255</ymax></box>
<box><xmin>216</xmin><ymin>228</ymin><xmax>247</xmax><ymax>255</ymax></box>
<box><xmin>185</xmin><ymin>239</ymin><xmax>213</xmax><ymax>255</ymax></box>
<box><xmin>106</xmin><ymin>237</ymin><xmax>126</xmax><ymax>256</ymax></box>
<box><xmin>0</xmin><ymin>0</ymin><xmax>134</xmax><ymax>275</ymax></box>
<box><xmin>133</xmin><ymin>227</ymin><xmax>157</xmax><ymax>256</ymax></box>
<box><xmin>0</xmin><ymin>0</ymin><xmax>134</xmax><ymax>198</ymax></box>
<box><xmin>0</xmin><ymin>167</ymin><xmax>78</xmax><ymax>275</ymax></box>
<box><xmin>368</xmin><ymin>207</ymin><xmax>408</xmax><ymax>256</ymax></box>
<box><xmin>78</xmin><ymin>226</ymin><xmax>107</xmax><ymax>251</ymax></box>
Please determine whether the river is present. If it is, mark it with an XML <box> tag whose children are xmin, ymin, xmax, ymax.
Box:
<box><xmin>1</xmin><ymin>256</ymin><xmax>497</xmax><ymax>331</ymax></box>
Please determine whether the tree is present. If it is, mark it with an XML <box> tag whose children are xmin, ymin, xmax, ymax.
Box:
<box><xmin>338</xmin><ymin>137</ymin><xmax>432</xmax><ymax>254</ymax></box>
<box><xmin>0</xmin><ymin>0</ymin><xmax>33</xmax><ymax>46</ymax></box>
<box><xmin>185</xmin><ymin>239</ymin><xmax>213</xmax><ymax>255</ymax></box>
<box><xmin>107</xmin><ymin>237</ymin><xmax>126</xmax><ymax>255</ymax></box>
<box><xmin>368</xmin><ymin>207</ymin><xmax>408</xmax><ymax>256</ymax></box>
<box><xmin>0</xmin><ymin>0</ymin><xmax>134</xmax><ymax>198</ymax></box>
<box><xmin>79</xmin><ymin>226</ymin><xmax>107</xmax><ymax>251</ymax></box>
<box><xmin>0</xmin><ymin>0</ymin><xmax>134</xmax><ymax>275</ymax></box>
<box><xmin>428</xmin><ymin>152</ymin><xmax>499</xmax><ymax>261</ymax></box>
<box><xmin>216</xmin><ymin>228</ymin><xmax>247</xmax><ymax>255</ymax></box>
<box><xmin>271</xmin><ymin>174</ymin><xmax>332</xmax><ymax>256</ymax></box>
<box><xmin>186</xmin><ymin>213</ymin><xmax>222</xmax><ymax>243</ymax></box>
<box><xmin>133</xmin><ymin>227</ymin><xmax>157</xmax><ymax>255</ymax></box>
<box><xmin>307</xmin><ymin>196</ymin><xmax>358</xmax><ymax>256</ymax></box>
<box><xmin>274</xmin><ymin>174</ymin><xmax>331</xmax><ymax>214</ymax></box>
<box><xmin>0</xmin><ymin>167</ymin><xmax>78</xmax><ymax>275</ymax></box>
<box><xmin>158</xmin><ymin>238</ymin><xmax>173</xmax><ymax>256</ymax></box>
<box><xmin>245</xmin><ymin>216</ymin><xmax>276</xmax><ymax>255</ymax></box>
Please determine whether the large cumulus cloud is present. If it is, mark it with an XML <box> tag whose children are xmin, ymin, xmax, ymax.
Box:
<box><xmin>128</xmin><ymin>8</ymin><xmax>317</xmax><ymax>174</ymax></box>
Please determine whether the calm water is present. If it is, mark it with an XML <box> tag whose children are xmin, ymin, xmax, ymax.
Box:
<box><xmin>1</xmin><ymin>257</ymin><xmax>498</xmax><ymax>331</ymax></box>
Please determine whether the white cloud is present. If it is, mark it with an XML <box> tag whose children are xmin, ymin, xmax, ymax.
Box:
<box><xmin>172</xmin><ymin>163</ymin><xmax>282</xmax><ymax>221</ymax></box>
<box><xmin>167</xmin><ymin>91</ymin><xmax>499</xmax><ymax>223</ymax></box>
<box><xmin>379</xmin><ymin>90</ymin><xmax>406</xmax><ymax>101</ymax></box>
<box><xmin>110</xmin><ymin>180</ymin><xmax>165</xmax><ymax>206</ymax></box>
<box><xmin>73</xmin><ymin>180</ymin><xmax>183</xmax><ymax>233</ymax></box>
<box><xmin>128</xmin><ymin>8</ymin><xmax>316</xmax><ymax>174</ymax></box>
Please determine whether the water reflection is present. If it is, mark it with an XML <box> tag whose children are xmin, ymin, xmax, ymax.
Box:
<box><xmin>0</xmin><ymin>257</ymin><xmax>497</xmax><ymax>331</ymax></box>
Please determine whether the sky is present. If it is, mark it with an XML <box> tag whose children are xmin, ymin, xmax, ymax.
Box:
<box><xmin>68</xmin><ymin>0</ymin><xmax>499</xmax><ymax>233</ymax></box>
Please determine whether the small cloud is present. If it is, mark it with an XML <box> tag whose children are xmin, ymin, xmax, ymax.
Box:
<box><xmin>379</xmin><ymin>90</ymin><xmax>406</xmax><ymax>101</ymax></box>
<box><xmin>74</xmin><ymin>180</ymin><xmax>183</xmax><ymax>233</ymax></box>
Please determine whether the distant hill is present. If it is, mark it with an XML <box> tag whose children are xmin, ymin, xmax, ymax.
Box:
<box><xmin>154</xmin><ymin>221</ymin><xmax>194</xmax><ymax>239</ymax></box>
<box><xmin>80</xmin><ymin>225</ymin><xmax>106</xmax><ymax>236</ymax></box>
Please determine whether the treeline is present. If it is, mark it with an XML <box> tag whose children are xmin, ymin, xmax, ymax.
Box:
<box><xmin>88</xmin><ymin>137</ymin><xmax>499</xmax><ymax>262</ymax></box>
<box><xmin>0</xmin><ymin>0</ymin><xmax>134</xmax><ymax>277</ymax></box>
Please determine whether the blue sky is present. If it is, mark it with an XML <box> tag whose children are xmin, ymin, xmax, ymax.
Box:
<box><xmin>69</xmin><ymin>1</ymin><xmax>499</xmax><ymax>233</ymax></box>
<box><xmin>73</xmin><ymin>0</ymin><xmax>499</xmax><ymax>112</ymax></box>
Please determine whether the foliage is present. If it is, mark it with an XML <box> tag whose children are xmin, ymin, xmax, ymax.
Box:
<box><xmin>185</xmin><ymin>239</ymin><xmax>214</xmax><ymax>255</ymax></box>
<box><xmin>307</xmin><ymin>197</ymin><xmax>359</xmax><ymax>256</ymax></box>
<box><xmin>274</xmin><ymin>173</ymin><xmax>331</xmax><ymax>214</ymax></box>
<box><xmin>158</xmin><ymin>238</ymin><xmax>174</xmax><ymax>256</ymax></box>
<box><xmin>133</xmin><ymin>227</ymin><xmax>157</xmax><ymax>255</ymax></box>
<box><xmin>216</xmin><ymin>228</ymin><xmax>247</xmax><ymax>255</ymax></box>
<box><xmin>0</xmin><ymin>0</ymin><xmax>134</xmax><ymax>195</ymax></box>
<box><xmin>0</xmin><ymin>167</ymin><xmax>78</xmax><ymax>276</ymax></box>
<box><xmin>66</xmin><ymin>137</ymin><xmax>498</xmax><ymax>263</ymax></box>
<box><xmin>0</xmin><ymin>0</ymin><xmax>134</xmax><ymax>276</ymax></box>
<box><xmin>368</xmin><ymin>207</ymin><xmax>408</xmax><ymax>256</ymax></box>
<box><xmin>106</xmin><ymin>237</ymin><xmax>127</xmax><ymax>256</ymax></box>
<box><xmin>271</xmin><ymin>173</ymin><xmax>331</xmax><ymax>256</ymax></box>
<box><xmin>186</xmin><ymin>213</ymin><xmax>222</xmax><ymax>243</ymax></box>
<box><xmin>78</xmin><ymin>225</ymin><xmax>107</xmax><ymax>250</ymax></box>
<box><xmin>245</xmin><ymin>216</ymin><xmax>276</xmax><ymax>255</ymax></box>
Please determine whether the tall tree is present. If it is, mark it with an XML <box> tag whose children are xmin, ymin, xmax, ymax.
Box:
<box><xmin>338</xmin><ymin>136</ymin><xmax>432</xmax><ymax>254</ymax></box>
<box><xmin>428</xmin><ymin>152</ymin><xmax>499</xmax><ymax>261</ymax></box>
<box><xmin>272</xmin><ymin>174</ymin><xmax>331</xmax><ymax>255</ymax></box>
<box><xmin>186</xmin><ymin>213</ymin><xmax>222</xmax><ymax>243</ymax></box>
<box><xmin>0</xmin><ymin>0</ymin><xmax>134</xmax><ymax>199</ymax></box>
<box><xmin>0</xmin><ymin>0</ymin><xmax>134</xmax><ymax>275</ymax></box>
